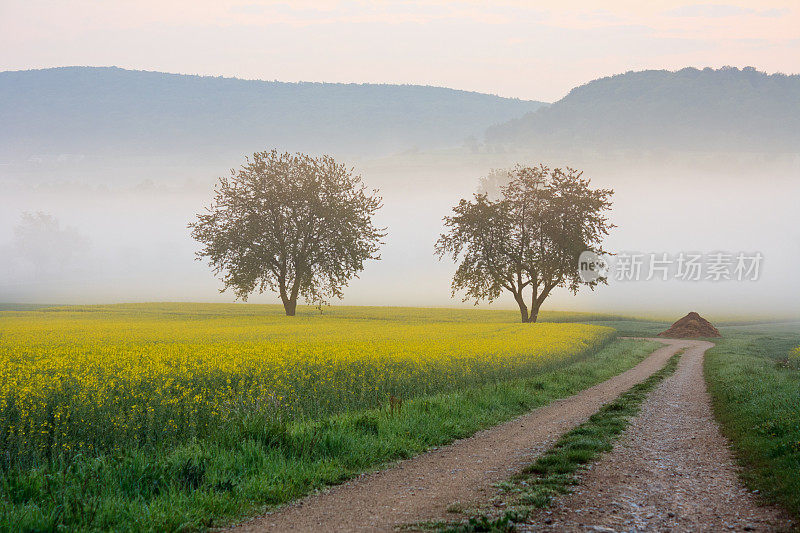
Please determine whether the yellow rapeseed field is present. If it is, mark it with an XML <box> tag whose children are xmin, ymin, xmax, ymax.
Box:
<box><xmin>790</xmin><ymin>345</ymin><xmax>800</xmax><ymax>365</ymax></box>
<box><xmin>0</xmin><ymin>304</ymin><xmax>614</xmax><ymax>465</ymax></box>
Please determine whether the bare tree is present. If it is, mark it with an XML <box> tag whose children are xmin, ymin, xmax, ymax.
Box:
<box><xmin>435</xmin><ymin>164</ymin><xmax>614</xmax><ymax>323</ymax></box>
<box><xmin>190</xmin><ymin>150</ymin><xmax>385</xmax><ymax>316</ymax></box>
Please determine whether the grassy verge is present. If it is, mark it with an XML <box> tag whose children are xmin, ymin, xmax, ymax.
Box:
<box><xmin>1</xmin><ymin>339</ymin><xmax>658</xmax><ymax>532</ymax></box>
<box><xmin>705</xmin><ymin>324</ymin><xmax>800</xmax><ymax>520</ymax></box>
<box><xmin>584</xmin><ymin>318</ymin><xmax>670</xmax><ymax>337</ymax></box>
<box><xmin>411</xmin><ymin>350</ymin><xmax>682</xmax><ymax>532</ymax></box>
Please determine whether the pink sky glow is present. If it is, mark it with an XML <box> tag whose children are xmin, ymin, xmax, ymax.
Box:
<box><xmin>1</xmin><ymin>0</ymin><xmax>798</xmax><ymax>100</ymax></box>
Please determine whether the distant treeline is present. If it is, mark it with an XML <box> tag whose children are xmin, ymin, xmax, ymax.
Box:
<box><xmin>486</xmin><ymin>67</ymin><xmax>800</xmax><ymax>154</ymax></box>
<box><xmin>2</xmin><ymin>66</ymin><xmax>797</xmax><ymax>166</ymax></box>
<box><xmin>0</xmin><ymin>67</ymin><xmax>544</xmax><ymax>159</ymax></box>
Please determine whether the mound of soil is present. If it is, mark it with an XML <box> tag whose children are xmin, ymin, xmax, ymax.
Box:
<box><xmin>658</xmin><ymin>312</ymin><xmax>721</xmax><ymax>338</ymax></box>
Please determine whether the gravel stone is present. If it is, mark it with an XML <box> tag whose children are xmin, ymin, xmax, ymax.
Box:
<box><xmin>525</xmin><ymin>340</ymin><xmax>794</xmax><ymax>532</ymax></box>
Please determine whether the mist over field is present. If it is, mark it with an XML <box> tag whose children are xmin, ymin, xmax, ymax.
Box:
<box><xmin>1</xmin><ymin>66</ymin><xmax>798</xmax><ymax>318</ymax></box>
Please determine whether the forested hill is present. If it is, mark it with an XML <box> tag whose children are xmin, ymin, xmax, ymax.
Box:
<box><xmin>486</xmin><ymin>67</ymin><xmax>800</xmax><ymax>154</ymax></box>
<box><xmin>0</xmin><ymin>67</ymin><xmax>545</xmax><ymax>160</ymax></box>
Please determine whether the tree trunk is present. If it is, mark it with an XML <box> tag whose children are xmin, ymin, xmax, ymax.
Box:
<box><xmin>513</xmin><ymin>292</ymin><xmax>529</xmax><ymax>323</ymax></box>
<box><xmin>282</xmin><ymin>298</ymin><xmax>297</xmax><ymax>316</ymax></box>
<box><xmin>528</xmin><ymin>284</ymin><xmax>552</xmax><ymax>324</ymax></box>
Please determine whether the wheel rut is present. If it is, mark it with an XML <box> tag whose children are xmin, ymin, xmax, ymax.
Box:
<box><xmin>528</xmin><ymin>339</ymin><xmax>793</xmax><ymax>532</ymax></box>
<box><xmin>230</xmin><ymin>340</ymin><xmax>685</xmax><ymax>532</ymax></box>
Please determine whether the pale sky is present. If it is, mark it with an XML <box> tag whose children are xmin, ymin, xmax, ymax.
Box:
<box><xmin>1</xmin><ymin>0</ymin><xmax>798</xmax><ymax>101</ymax></box>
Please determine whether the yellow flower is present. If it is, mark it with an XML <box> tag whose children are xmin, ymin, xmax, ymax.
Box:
<box><xmin>0</xmin><ymin>303</ymin><xmax>613</xmax><ymax>462</ymax></box>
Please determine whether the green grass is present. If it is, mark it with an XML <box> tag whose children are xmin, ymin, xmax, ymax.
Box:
<box><xmin>584</xmin><ymin>318</ymin><xmax>670</xmax><ymax>337</ymax></box>
<box><xmin>0</xmin><ymin>302</ymin><xmax>628</xmax><ymax>324</ymax></box>
<box><xmin>416</xmin><ymin>350</ymin><xmax>682</xmax><ymax>532</ymax></box>
<box><xmin>705</xmin><ymin>322</ymin><xmax>800</xmax><ymax>520</ymax></box>
<box><xmin>0</xmin><ymin>329</ymin><xmax>659</xmax><ymax>532</ymax></box>
<box><xmin>0</xmin><ymin>304</ymin><xmax>53</xmax><ymax>312</ymax></box>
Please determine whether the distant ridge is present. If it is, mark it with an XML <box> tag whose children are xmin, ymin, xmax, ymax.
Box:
<box><xmin>0</xmin><ymin>66</ymin><xmax>546</xmax><ymax>159</ymax></box>
<box><xmin>486</xmin><ymin>67</ymin><xmax>800</xmax><ymax>154</ymax></box>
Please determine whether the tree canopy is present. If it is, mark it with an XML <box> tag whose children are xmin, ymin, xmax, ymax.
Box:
<box><xmin>435</xmin><ymin>164</ymin><xmax>614</xmax><ymax>323</ymax></box>
<box><xmin>190</xmin><ymin>150</ymin><xmax>384</xmax><ymax>315</ymax></box>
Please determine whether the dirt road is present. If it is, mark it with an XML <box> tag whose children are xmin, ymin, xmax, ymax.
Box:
<box><xmin>231</xmin><ymin>339</ymin><xmax>685</xmax><ymax>533</ymax></box>
<box><xmin>532</xmin><ymin>339</ymin><xmax>793</xmax><ymax>532</ymax></box>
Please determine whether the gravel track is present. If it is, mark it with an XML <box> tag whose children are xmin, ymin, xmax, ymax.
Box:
<box><xmin>230</xmin><ymin>340</ymin><xmax>683</xmax><ymax>533</ymax></box>
<box><xmin>530</xmin><ymin>339</ymin><xmax>794</xmax><ymax>533</ymax></box>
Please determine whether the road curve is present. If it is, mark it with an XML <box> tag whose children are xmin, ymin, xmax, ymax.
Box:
<box><xmin>230</xmin><ymin>339</ymin><xmax>688</xmax><ymax>533</ymax></box>
<box><xmin>528</xmin><ymin>339</ymin><xmax>793</xmax><ymax>532</ymax></box>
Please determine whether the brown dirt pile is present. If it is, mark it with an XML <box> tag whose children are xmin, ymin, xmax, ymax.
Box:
<box><xmin>658</xmin><ymin>311</ymin><xmax>721</xmax><ymax>338</ymax></box>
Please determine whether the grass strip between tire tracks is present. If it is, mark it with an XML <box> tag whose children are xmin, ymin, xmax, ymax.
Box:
<box><xmin>412</xmin><ymin>349</ymin><xmax>683</xmax><ymax>533</ymax></box>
